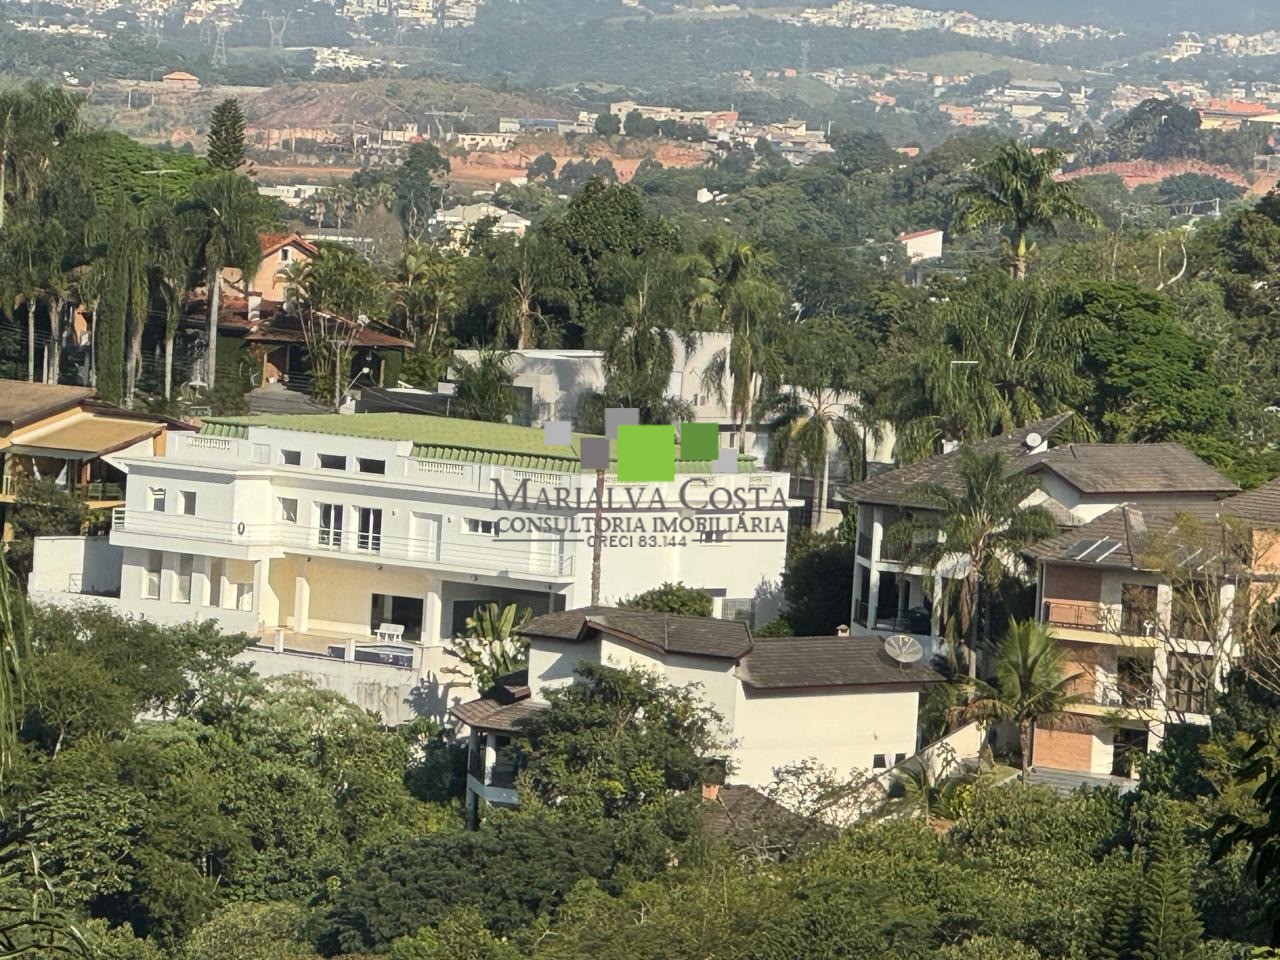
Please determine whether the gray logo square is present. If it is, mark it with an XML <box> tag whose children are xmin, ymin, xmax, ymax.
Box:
<box><xmin>581</xmin><ymin>436</ymin><xmax>611</xmax><ymax>470</ymax></box>
<box><xmin>604</xmin><ymin>407</ymin><xmax>639</xmax><ymax>440</ymax></box>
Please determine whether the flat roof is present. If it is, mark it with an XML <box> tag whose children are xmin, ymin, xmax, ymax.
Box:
<box><xmin>201</xmin><ymin>413</ymin><xmax>758</xmax><ymax>475</ymax></box>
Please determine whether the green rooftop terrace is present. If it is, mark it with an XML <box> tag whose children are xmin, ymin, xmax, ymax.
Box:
<box><xmin>199</xmin><ymin>414</ymin><xmax>758</xmax><ymax>475</ymax></box>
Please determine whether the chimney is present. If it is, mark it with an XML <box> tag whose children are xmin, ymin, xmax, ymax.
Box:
<box><xmin>247</xmin><ymin>292</ymin><xmax>262</xmax><ymax>326</ymax></box>
<box><xmin>701</xmin><ymin>783</ymin><xmax>720</xmax><ymax>802</ymax></box>
<box><xmin>836</xmin><ymin>624</ymin><xmax>850</xmax><ymax>636</ymax></box>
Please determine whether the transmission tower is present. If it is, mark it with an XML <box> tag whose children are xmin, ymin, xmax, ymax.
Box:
<box><xmin>266</xmin><ymin>12</ymin><xmax>290</xmax><ymax>49</ymax></box>
<box><xmin>211</xmin><ymin>22</ymin><xmax>228</xmax><ymax>67</ymax></box>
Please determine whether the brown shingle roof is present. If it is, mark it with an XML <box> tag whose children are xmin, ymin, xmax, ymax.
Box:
<box><xmin>738</xmin><ymin>635</ymin><xmax>941</xmax><ymax>690</ymax></box>
<box><xmin>702</xmin><ymin>784</ymin><xmax>835</xmax><ymax>855</ymax></box>
<box><xmin>519</xmin><ymin>606</ymin><xmax>754</xmax><ymax>660</ymax></box>
<box><xmin>1026</xmin><ymin>500</ymin><xmax>1226</xmax><ymax>570</ymax></box>
<box><xmin>1221</xmin><ymin>478</ymin><xmax>1280</xmax><ymax>525</ymax></box>
<box><xmin>1020</xmin><ymin>443</ymin><xmax>1238</xmax><ymax>496</ymax></box>
<box><xmin>840</xmin><ymin>413</ymin><xmax>1073</xmax><ymax>509</ymax></box>
<box><xmin>450</xmin><ymin>698</ymin><xmax>546</xmax><ymax>733</ymax></box>
<box><xmin>0</xmin><ymin>380</ymin><xmax>94</xmax><ymax>428</ymax></box>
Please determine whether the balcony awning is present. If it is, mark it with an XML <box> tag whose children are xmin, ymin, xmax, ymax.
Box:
<box><xmin>7</xmin><ymin>413</ymin><xmax>163</xmax><ymax>460</ymax></box>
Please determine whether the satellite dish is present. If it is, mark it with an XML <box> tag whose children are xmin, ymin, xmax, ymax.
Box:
<box><xmin>885</xmin><ymin>635</ymin><xmax>924</xmax><ymax>664</ymax></box>
<box><xmin>1024</xmin><ymin>432</ymin><xmax>1043</xmax><ymax>449</ymax></box>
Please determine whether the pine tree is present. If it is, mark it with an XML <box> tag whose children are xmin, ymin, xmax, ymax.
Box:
<box><xmin>207</xmin><ymin>98</ymin><xmax>246</xmax><ymax>171</ymax></box>
<box><xmin>1137</xmin><ymin>822</ymin><xmax>1203</xmax><ymax>960</ymax></box>
<box><xmin>1097</xmin><ymin>862</ymin><xmax>1142</xmax><ymax>960</ymax></box>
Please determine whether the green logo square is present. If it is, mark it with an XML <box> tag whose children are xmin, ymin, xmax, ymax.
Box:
<box><xmin>679</xmin><ymin>422</ymin><xmax>719</xmax><ymax>461</ymax></box>
<box><xmin>617</xmin><ymin>424</ymin><xmax>675</xmax><ymax>482</ymax></box>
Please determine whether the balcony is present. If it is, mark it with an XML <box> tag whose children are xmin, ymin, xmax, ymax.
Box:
<box><xmin>1041</xmin><ymin>599</ymin><xmax>1160</xmax><ymax>647</ymax></box>
<box><xmin>112</xmin><ymin>508</ymin><xmax>575</xmax><ymax>579</ymax></box>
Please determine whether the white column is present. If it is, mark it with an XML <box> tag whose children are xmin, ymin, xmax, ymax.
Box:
<box><xmin>866</xmin><ymin>507</ymin><xmax>884</xmax><ymax>627</ymax></box>
<box><xmin>294</xmin><ymin>574</ymin><xmax>310</xmax><ymax>634</ymax></box>
<box><xmin>482</xmin><ymin>732</ymin><xmax>497</xmax><ymax>783</ymax></box>
<box><xmin>422</xmin><ymin>577</ymin><xmax>442</xmax><ymax>644</ymax></box>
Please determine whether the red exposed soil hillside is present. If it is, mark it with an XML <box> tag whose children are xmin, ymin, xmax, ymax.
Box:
<box><xmin>1058</xmin><ymin>160</ymin><xmax>1250</xmax><ymax>189</ymax></box>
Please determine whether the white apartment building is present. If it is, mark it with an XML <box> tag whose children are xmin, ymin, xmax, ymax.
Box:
<box><xmin>32</xmin><ymin>413</ymin><xmax>792</xmax><ymax>719</ymax></box>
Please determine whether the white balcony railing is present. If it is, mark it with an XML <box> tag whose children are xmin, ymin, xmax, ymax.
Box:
<box><xmin>112</xmin><ymin>508</ymin><xmax>574</xmax><ymax>578</ymax></box>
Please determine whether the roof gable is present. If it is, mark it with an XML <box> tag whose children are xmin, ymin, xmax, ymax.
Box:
<box><xmin>1019</xmin><ymin>443</ymin><xmax>1237</xmax><ymax>496</ymax></box>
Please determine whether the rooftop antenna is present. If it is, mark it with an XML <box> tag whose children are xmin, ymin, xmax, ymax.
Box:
<box><xmin>884</xmin><ymin>635</ymin><xmax>924</xmax><ymax>669</ymax></box>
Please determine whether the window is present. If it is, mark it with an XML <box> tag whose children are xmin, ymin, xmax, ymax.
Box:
<box><xmin>251</xmin><ymin>443</ymin><xmax>270</xmax><ymax>464</ymax></box>
<box><xmin>174</xmin><ymin>554</ymin><xmax>193</xmax><ymax>603</ymax></box>
<box><xmin>357</xmin><ymin>457</ymin><xmax>386</xmax><ymax>475</ymax></box>
<box><xmin>180</xmin><ymin>491</ymin><xmax>197</xmax><ymax>516</ymax></box>
<box><xmin>278</xmin><ymin>497</ymin><xmax>298</xmax><ymax>523</ymax></box>
<box><xmin>318</xmin><ymin>453</ymin><xmax>346</xmax><ymax>471</ymax></box>
<box><xmin>279</xmin><ymin>246</ymin><xmax>291</xmax><ymax>262</ymax></box>
<box><xmin>357</xmin><ymin>507</ymin><xmax>382</xmax><ymax>552</ymax></box>
<box><xmin>1168</xmin><ymin>653</ymin><xmax>1211</xmax><ymax>715</ymax></box>
<box><xmin>872</xmin><ymin>754</ymin><xmax>887</xmax><ymax>770</ymax></box>
<box><xmin>721</xmin><ymin>598</ymin><xmax>755</xmax><ymax>624</ymax></box>
<box><xmin>894</xmin><ymin>753</ymin><xmax>907</xmax><ymax>765</ymax></box>
<box><xmin>318</xmin><ymin>503</ymin><xmax>343</xmax><ymax>548</ymax></box>
<box><xmin>149</xmin><ymin>487</ymin><xmax>166</xmax><ymax>512</ymax></box>
<box><xmin>280</xmin><ymin>449</ymin><xmax>301</xmax><ymax>466</ymax></box>
<box><xmin>465</xmin><ymin>518</ymin><xmax>496</xmax><ymax>536</ymax></box>
<box><xmin>142</xmin><ymin>551</ymin><xmax>162</xmax><ymax>600</ymax></box>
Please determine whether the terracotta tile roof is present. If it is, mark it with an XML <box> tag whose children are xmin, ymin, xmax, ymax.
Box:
<box><xmin>1019</xmin><ymin>443</ymin><xmax>1237</xmax><ymax>496</ymax></box>
<box><xmin>0</xmin><ymin>380</ymin><xmax>95</xmax><ymax>428</ymax></box>
<box><xmin>519</xmin><ymin>606</ymin><xmax>754</xmax><ymax>660</ymax></box>
<box><xmin>259</xmin><ymin>232</ymin><xmax>319</xmax><ymax>257</ymax></box>
<box><xmin>840</xmin><ymin>413</ymin><xmax>1073</xmax><ymax>508</ymax></box>
<box><xmin>738</xmin><ymin>635</ymin><xmax>941</xmax><ymax>690</ymax></box>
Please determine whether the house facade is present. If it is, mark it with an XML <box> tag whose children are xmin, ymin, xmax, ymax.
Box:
<box><xmin>842</xmin><ymin>416</ymin><xmax>1240</xmax><ymax>660</ymax></box>
<box><xmin>454</xmin><ymin>608</ymin><xmax>940</xmax><ymax>823</ymax></box>
<box><xmin>1029</xmin><ymin>481</ymin><xmax>1280</xmax><ymax>781</ymax></box>
<box><xmin>30</xmin><ymin>413</ymin><xmax>792</xmax><ymax>719</ymax></box>
<box><xmin>0</xmin><ymin>380</ymin><xmax>193</xmax><ymax>542</ymax></box>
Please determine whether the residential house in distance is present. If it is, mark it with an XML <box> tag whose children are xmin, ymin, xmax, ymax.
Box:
<box><xmin>841</xmin><ymin>416</ymin><xmax>1239</xmax><ymax>658</ymax></box>
<box><xmin>28</xmin><ymin>413</ymin><xmax>793</xmax><ymax>721</ymax></box>
<box><xmin>1028</xmin><ymin>478</ymin><xmax>1280</xmax><ymax>785</ymax></box>
<box><xmin>454</xmin><ymin>608</ymin><xmax>941</xmax><ymax>822</ymax></box>
<box><xmin>221</xmin><ymin>233</ymin><xmax>319</xmax><ymax>305</ymax></box>
<box><xmin>161</xmin><ymin>70</ymin><xmax>200</xmax><ymax>92</ymax></box>
<box><xmin>430</xmin><ymin>202</ymin><xmax>530</xmax><ymax>245</ymax></box>
<box><xmin>448</xmin><ymin>337</ymin><xmax>737</xmax><ymax>432</ymax></box>
<box><xmin>0</xmin><ymin>380</ymin><xmax>194</xmax><ymax>542</ymax></box>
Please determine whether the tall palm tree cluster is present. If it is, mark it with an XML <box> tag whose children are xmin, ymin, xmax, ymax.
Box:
<box><xmin>0</xmin><ymin>85</ymin><xmax>272</xmax><ymax>407</ymax></box>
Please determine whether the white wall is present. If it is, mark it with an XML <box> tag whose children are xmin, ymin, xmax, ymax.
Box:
<box><xmin>28</xmin><ymin>536</ymin><xmax>121</xmax><ymax>595</ymax></box>
<box><xmin>597</xmin><ymin>636</ymin><xmax>739</xmax><ymax>728</ymax></box>
<box><xmin>731</xmin><ymin>685</ymin><xmax>923</xmax><ymax>787</ymax></box>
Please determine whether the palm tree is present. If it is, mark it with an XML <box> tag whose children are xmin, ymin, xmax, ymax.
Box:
<box><xmin>182</xmin><ymin>173</ymin><xmax>264</xmax><ymax>391</ymax></box>
<box><xmin>393</xmin><ymin>242</ymin><xmax>455</xmax><ymax>349</ymax></box>
<box><xmin>148</xmin><ymin>204</ymin><xmax>201</xmax><ymax>401</ymax></box>
<box><xmin>0</xmin><ymin>84</ymin><xmax>80</xmax><ymax>230</ymax></box>
<box><xmin>593</xmin><ymin>252</ymin><xmax>697</xmax><ymax>416</ymax></box>
<box><xmin>452</xmin><ymin>348</ymin><xmax>519</xmax><ymax>423</ymax></box>
<box><xmin>766</xmin><ymin>388</ymin><xmax>881</xmax><ymax>531</ymax></box>
<box><xmin>691</xmin><ymin>235</ymin><xmax>786</xmax><ymax>452</ymax></box>
<box><xmin>493</xmin><ymin>236</ymin><xmax>570</xmax><ymax>350</ymax></box>
<box><xmin>952</xmin><ymin>619</ymin><xmax>1088</xmax><ymax>777</ymax></box>
<box><xmin>87</xmin><ymin>197</ymin><xmax>149</xmax><ymax>405</ymax></box>
<box><xmin>890</xmin><ymin>447</ymin><xmax>1058</xmax><ymax>677</ymax></box>
<box><xmin>955</xmin><ymin>143</ymin><xmax>1101</xmax><ymax>279</ymax></box>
